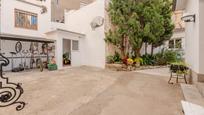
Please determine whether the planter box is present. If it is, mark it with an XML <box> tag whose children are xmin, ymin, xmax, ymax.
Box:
<box><xmin>170</xmin><ymin>63</ymin><xmax>188</xmax><ymax>74</ymax></box>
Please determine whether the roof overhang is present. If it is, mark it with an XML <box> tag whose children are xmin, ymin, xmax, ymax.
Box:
<box><xmin>46</xmin><ymin>28</ymin><xmax>86</xmax><ymax>38</ymax></box>
<box><xmin>16</xmin><ymin>0</ymin><xmax>44</xmax><ymax>8</ymax></box>
<box><xmin>0</xmin><ymin>33</ymin><xmax>55</xmax><ymax>43</ymax></box>
<box><xmin>173</xmin><ymin>0</ymin><xmax>187</xmax><ymax>11</ymax></box>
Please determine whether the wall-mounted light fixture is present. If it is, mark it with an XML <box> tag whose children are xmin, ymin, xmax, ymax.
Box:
<box><xmin>181</xmin><ymin>14</ymin><xmax>196</xmax><ymax>22</ymax></box>
<box><xmin>41</xmin><ymin>6</ymin><xmax>47</xmax><ymax>14</ymax></box>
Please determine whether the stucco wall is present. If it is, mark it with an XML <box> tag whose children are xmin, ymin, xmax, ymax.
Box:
<box><xmin>47</xmin><ymin>30</ymin><xmax>84</xmax><ymax>69</ymax></box>
<box><xmin>65</xmin><ymin>0</ymin><xmax>105</xmax><ymax>68</ymax></box>
<box><xmin>0</xmin><ymin>0</ymin><xmax>51</xmax><ymax>38</ymax></box>
<box><xmin>63</xmin><ymin>39</ymin><xmax>71</xmax><ymax>54</ymax></box>
<box><xmin>199</xmin><ymin>0</ymin><xmax>204</xmax><ymax>74</ymax></box>
<box><xmin>51</xmin><ymin>0</ymin><xmax>95</xmax><ymax>22</ymax></box>
<box><xmin>184</xmin><ymin>0</ymin><xmax>200</xmax><ymax>73</ymax></box>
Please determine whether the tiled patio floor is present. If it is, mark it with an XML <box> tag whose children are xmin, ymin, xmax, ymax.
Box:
<box><xmin>0</xmin><ymin>66</ymin><xmax>183</xmax><ymax>115</ymax></box>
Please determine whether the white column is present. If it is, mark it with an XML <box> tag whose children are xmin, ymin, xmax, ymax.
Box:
<box><xmin>55</xmin><ymin>38</ymin><xmax>63</xmax><ymax>69</ymax></box>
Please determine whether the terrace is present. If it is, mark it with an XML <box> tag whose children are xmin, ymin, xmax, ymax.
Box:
<box><xmin>0</xmin><ymin>66</ymin><xmax>183</xmax><ymax>115</ymax></box>
<box><xmin>1</xmin><ymin>0</ymin><xmax>204</xmax><ymax>114</ymax></box>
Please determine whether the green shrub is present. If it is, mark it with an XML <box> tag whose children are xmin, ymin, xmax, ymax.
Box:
<box><xmin>134</xmin><ymin>57</ymin><xmax>143</xmax><ymax>63</ymax></box>
<box><xmin>113</xmin><ymin>52</ymin><xmax>121</xmax><ymax>62</ymax></box>
<box><xmin>163</xmin><ymin>50</ymin><xmax>178</xmax><ymax>64</ymax></box>
<box><xmin>155</xmin><ymin>50</ymin><xmax>179</xmax><ymax>65</ymax></box>
<box><xmin>106</xmin><ymin>55</ymin><xmax>114</xmax><ymax>64</ymax></box>
<box><xmin>141</xmin><ymin>54</ymin><xmax>155</xmax><ymax>65</ymax></box>
<box><xmin>155</xmin><ymin>52</ymin><xmax>166</xmax><ymax>65</ymax></box>
<box><xmin>106</xmin><ymin>52</ymin><xmax>122</xmax><ymax>64</ymax></box>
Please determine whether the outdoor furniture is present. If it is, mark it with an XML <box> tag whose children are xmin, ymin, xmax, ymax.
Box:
<box><xmin>168</xmin><ymin>63</ymin><xmax>188</xmax><ymax>84</ymax></box>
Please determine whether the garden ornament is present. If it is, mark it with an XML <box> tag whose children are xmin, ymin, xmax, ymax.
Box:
<box><xmin>0</xmin><ymin>53</ymin><xmax>25</xmax><ymax>111</ymax></box>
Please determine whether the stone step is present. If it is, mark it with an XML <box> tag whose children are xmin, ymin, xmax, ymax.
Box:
<box><xmin>196</xmin><ymin>82</ymin><xmax>204</xmax><ymax>97</ymax></box>
<box><xmin>181</xmin><ymin>101</ymin><xmax>204</xmax><ymax>115</ymax></box>
<box><xmin>181</xmin><ymin>84</ymin><xmax>204</xmax><ymax>107</ymax></box>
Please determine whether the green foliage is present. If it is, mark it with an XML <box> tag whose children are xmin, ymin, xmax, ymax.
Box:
<box><xmin>155</xmin><ymin>50</ymin><xmax>178</xmax><ymax>65</ymax></box>
<box><xmin>152</xmin><ymin>0</ymin><xmax>175</xmax><ymax>48</ymax></box>
<box><xmin>163</xmin><ymin>50</ymin><xmax>178</xmax><ymax>63</ymax></box>
<box><xmin>171</xmin><ymin>61</ymin><xmax>187</xmax><ymax>67</ymax></box>
<box><xmin>141</xmin><ymin>54</ymin><xmax>155</xmax><ymax>65</ymax></box>
<box><xmin>134</xmin><ymin>57</ymin><xmax>143</xmax><ymax>64</ymax></box>
<box><xmin>106</xmin><ymin>55</ymin><xmax>115</xmax><ymax>64</ymax></box>
<box><xmin>113</xmin><ymin>52</ymin><xmax>121</xmax><ymax>62</ymax></box>
<box><xmin>155</xmin><ymin>52</ymin><xmax>167</xmax><ymax>65</ymax></box>
<box><xmin>170</xmin><ymin>62</ymin><xmax>188</xmax><ymax>74</ymax></box>
<box><xmin>133</xmin><ymin>50</ymin><xmax>181</xmax><ymax>66</ymax></box>
<box><xmin>105</xmin><ymin>0</ymin><xmax>174</xmax><ymax>58</ymax></box>
<box><xmin>106</xmin><ymin>52</ymin><xmax>122</xmax><ymax>64</ymax></box>
<box><xmin>63</xmin><ymin>52</ymin><xmax>70</xmax><ymax>65</ymax></box>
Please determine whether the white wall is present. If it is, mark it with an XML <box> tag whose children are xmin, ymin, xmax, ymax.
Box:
<box><xmin>46</xmin><ymin>30</ymin><xmax>84</xmax><ymax>69</ymax></box>
<box><xmin>199</xmin><ymin>0</ymin><xmax>204</xmax><ymax>74</ymax></box>
<box><xmin>140</xmin><ymin>31</ymin><xmax>185</xmax><ymax>56</ymax></box>
<box><xmin>65</xmin><ymin>0</ymin><xmax>106</xmax><ymax>68</ymax></box>
<box><xmin>172</xmin><ymin>31</ymin><xmax>186</xmax><ymax>49</ymax></box>
<box><xmin>58</xmin><ymin>31</ymin><xmax>84</xmax><ymax>67</ymax></box>
<box><xmin>184</xmin><ymin>0</ymin><xmax>200</xmax><ymax>73</ymax></box>
<box><xmin>0</xmin><ymin>0</ymin><xmax>51</xmax><ymax>38</ymax></box>
<box><xmin>0</xmin><ymin>5</ymin><xmax>1</xmax><ymax>32</ymax></box>
<box><xmin>63</xmin><ymin>39</ymin><xmax>71</xmax><ymax>54</ymax></box>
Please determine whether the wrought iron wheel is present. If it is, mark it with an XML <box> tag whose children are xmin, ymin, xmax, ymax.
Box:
<box><xmin>15</xmin><ymin>41</ymin><xmax>22</xmax><ymax>53</ymax></box>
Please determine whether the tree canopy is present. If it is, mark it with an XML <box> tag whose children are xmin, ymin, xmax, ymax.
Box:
<box><xmin>105</xmin><ymin>0</ymin><xmax>174</xmax><ymax>58</ymax></box>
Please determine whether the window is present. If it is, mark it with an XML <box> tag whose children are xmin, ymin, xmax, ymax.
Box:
<box><xmin>169</xmin><ymin>40</ymin><xmax>174</xmax><ymax>49</ymax></box>
<box><xmin>15</xmin><ymin>9</ymin><xmax>38</xmax><ymax>30</ymax></box>
<box><xmin>175</xmin><ymin>39</ymin><xmax>182</xmax><ymax>49</ymax></box>
<box><xmin>72</xmin><ymin>40</ymin><xmax>79</xmax><ymax>51</ymax></box>
<box><xmin>168</xmin><ymin>38</ymin><xmax>183</xmax><ymax>49</ymax></box>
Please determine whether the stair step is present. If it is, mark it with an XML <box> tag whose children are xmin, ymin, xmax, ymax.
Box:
<box><xmin>181</xmin><ymin>101</ymin><xmax>204</xmax><ymax>115</ymax></box>
<box><xmin>196</xmin><ymin>82</ymin><xmax>204</xmax><ymax>97</ymax></box>
<box><xmin>181</xmin><ymin>84</ymin><xmax>204</xmax><ymax>107</ymax></box>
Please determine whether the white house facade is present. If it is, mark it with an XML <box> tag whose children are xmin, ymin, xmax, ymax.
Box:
<box><xmin>0</xmin><ymin>0</ymin><xmax>55</xmax><ymax>71</ymax></box>
<box><xmin>0</xmin><ymin>0</ymin><xmax>106</xmax><ymax>71</ymax></box>
<box><xmin>174</xmin><ymin>0</ymin><xmax>204</xmax><ymax>83</ymax></box>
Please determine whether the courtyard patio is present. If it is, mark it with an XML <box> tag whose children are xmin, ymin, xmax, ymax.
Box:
<box><xmin>0</xmin><ymin>66</ymin><xmax>183</xmax><ymax>115</ymax></box>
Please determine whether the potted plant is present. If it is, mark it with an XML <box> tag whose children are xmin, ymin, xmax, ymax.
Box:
<box><xmin>170</xmin><ymin>62</ymin><xmax>188</xmax><ymax>74</ymax></box>
<box><xmin>134</xmin><ymin>58</ymin><xmax>143</xmax><ymax>67</ymax></box>
<box><xmin>63</xmin><ymin>52</ymin><xmax>70</xmax><ymax>65</ymax></box>
<box><xmin>126</xmin><ymin>58</ymin><xmax>134</xmax><ymax>70</ymax></box>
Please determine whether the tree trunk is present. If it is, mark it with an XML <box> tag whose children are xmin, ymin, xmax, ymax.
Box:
<box><xmin>135</xmin><ymin>48</ymin><xmax>141</xmax><ymax>58</ymax></box>
<box><xmin>145</xmin><ymin>42</ymin><xmax>148</xmax><ymax>55</ymax></box>
<box><xmin>120</xmin><ymin>47</ymin><xmax>126</xmax><ymax>59</ymax></box>
<box><xmin>151</xmin><ymin>45</ymin><xmax>154</xmax><ymax>56</ymax></box>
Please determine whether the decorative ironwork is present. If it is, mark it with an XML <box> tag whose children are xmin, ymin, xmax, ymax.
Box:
<box><xmin>168</xmin><ymin>64</ymin><xmax>188</xmax><ymax>84</ymax></box>
<box><xmin>0</xmin><ymin>53</ymin><xmax>25</xmax><ymax>111</ymax></box>
<box><xmin>15</xmin><ymin>41</ymin><xmax>22</xmax><ymax>53</ymax></box>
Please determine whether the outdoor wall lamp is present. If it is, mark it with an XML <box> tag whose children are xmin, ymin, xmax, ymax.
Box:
<box><xmin>181</xmin><ymin>14</ymin><xmax>196</xmax><ymax>22</ymax></box>
<box><xmin>41</xmin><ymin>6</ymin><xmax>47</xmax><ymax>14</ymax></box>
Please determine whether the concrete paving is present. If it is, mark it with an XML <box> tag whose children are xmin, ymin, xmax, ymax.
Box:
<box><xmin>0</xmin><ymin>66</ymin><xmax>183</xmax><ymax>115</ymax></box>
<box><xmin>136</xmin><ymin>67</ymin><xmax>170</xmax><ymax>77</ymax></box>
